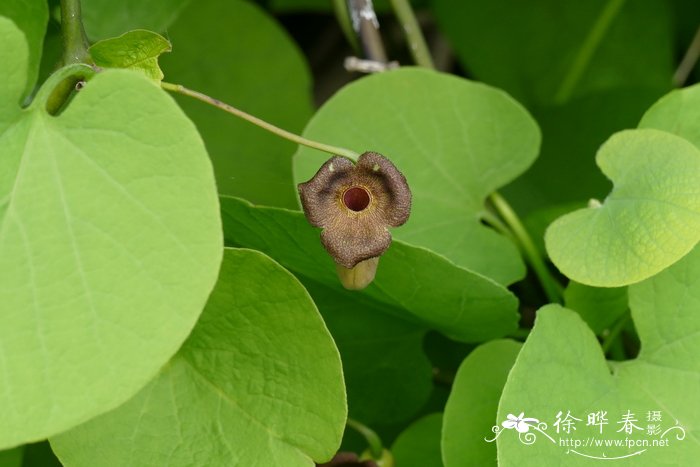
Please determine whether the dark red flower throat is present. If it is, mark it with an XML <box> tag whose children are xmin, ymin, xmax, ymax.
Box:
<box><xmin>343</xmin><ymin>187</ymin><xmax>370</xmax><ymax>211</ymax></box>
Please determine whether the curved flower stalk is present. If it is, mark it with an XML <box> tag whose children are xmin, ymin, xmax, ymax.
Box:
<box><xmin>298</xmin><ymin>152</ymin><xmax>411</xmax><ymax>290</ymax></box>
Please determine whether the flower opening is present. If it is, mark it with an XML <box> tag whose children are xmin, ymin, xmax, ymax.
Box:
<box><xmin>343</xmin><ymin>186</ymin><xmax>371</xmax><ymax>212</ymax></box>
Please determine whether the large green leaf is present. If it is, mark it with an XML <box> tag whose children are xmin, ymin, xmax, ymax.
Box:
<box><xmin>391</xmin><ymin>413</ymin><xmax>444</xmax><ymax>467</ymax></box>
<box><xmin>639</xmin><ymin>83</ymin><xmax>700</xmax><ymax>149</ymax></box>
<box><xmin>303</xmin><ymin>280</ymin><xmax>432</xmax><ymax>425</ymax></box>
<box><xmin>221</xmin><ymin>196</ymin><xmax>519</xmax><ymax>342</ymax></box>
<box><xmin>161</xmin><ymin>0</ymin><xmax>313</xmax><ymax>208</ymax></box>
<box><xmin>545</xmin><ymin>129</ymin><xmax>700</xmax><ymax>286</ymax></box>
<box><xmin>294</xmin><ymin>68</ymin><xmax>539</xmax><ymax>285</ymax></box>
<box><xmin>432</xmin><ymin>0</ymin><xmax>673</xmax><ymax>106</ymax></box>
<box><xmin>51</xmin><ymin>249</ymin><xmax>346</xmax><ymax>467</ymax></box>
<box><xmin>498</xmin><ymin>260</ymin><xmax>700</xmax><ymax>467</ymax></box>
<box><xmin>0</xmin><ymin>20</ymin><xmax>221</xmax><ymax>448</ymax></box>
<box><xmin>0</xmin><ymin>0</ymin><xmax>47</xmax><ymax>99</ymax></box>
<box><xmin>442</xmin><ymin>340</ymin><xmax>521</xmax><ymax>467</ymax></box>
<box><xmin>81</xmin><ymin>0</ymin><xmax>190</xmax><ymax>41</ymax></box>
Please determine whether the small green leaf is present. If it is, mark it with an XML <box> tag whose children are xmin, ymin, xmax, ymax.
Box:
<box><xmin>51</xmin><ymin>249</ymin><xmax>346</xmax><ymax>467</ymax></box>
<box><xmin>81</xmin><ymin>0</ymin><xmax>190</xmax><ymax>41</ymax></box>
<box><xmin>0</xmin><ymin>20</ymin><xmax>221</xmax><ymax>448</ymax></box>
<box><xmin>89</xmin><ymin>30</ymin><xmax>171</xmax><ymax>83</ymax></box>
<box><xmin>498</xmin><ymin>252</ymin><xmax>700</xmax><ymax>467</ymax></box>
<box><xmin>221</xmin><ymin>196</ymin><xmax>519</xmax><ymax>342</ymax></box>
<box><xmin>392</xmin><ymin>413</ymin><xmax>444</xmax><ymax>467</ymax></box>
<box><xmin>161</xmin><ymin>0</ymin><xmax>313</xmax><ymax>208</ymax></box>
<box><xmin>545</xmin><ymin>128</ymin><xmax>700</xmax><ymax>286</ymax></box>
<box><xmin>0</xmin><ymin>0</ymin><xmax>47</xmax><ymax>99</ymax></box>
<box><xmin>303</xmin><ymin>280</ymin><xmax>432</xmax><ymax>425</ymax></box>
<box><xmin>564</xmin><ymin>281</ymin><xmax>628</xmax><ymax>335</ymax></box>
<box><xmin>639</xmin><ymin>83</ymin><xmax>700</xmax><ymax>149</ymax></box>
<box><xmin>294</xmin><ymin>68</ymin><xmax>539</xmax><ymax>286</ymax></box>
<box><xmin>442</xmin><ymin>340</ymin><xmax>521</xmax><ymax>467</ymax></box>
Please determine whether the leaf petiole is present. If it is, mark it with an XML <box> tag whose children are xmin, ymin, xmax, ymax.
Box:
<box><xmin>489</xmin><ymin>192</ymin><xmax>563</xmax><ymax>303</ymax></box>
<box><xmin>388</xmin><ymin>0</ymin><xmax>434</xmax><ymax>68</ymax></box>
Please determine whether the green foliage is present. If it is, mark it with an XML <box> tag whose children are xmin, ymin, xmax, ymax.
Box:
<box><xmin>503</xmin><ymin>88</ymin><xmax>667</xmax><ymax>214</ymax></box>
<box><xmin>2</xmin><ymin>1</ymin><xmax>699</xmax><ymax>465</ymax></box>
<box><xmin>442</xmin><ymin>340</ymin><xmax>521</xmax><ymax>467</ymax></box>
<box><xmin>89</xmin><ymin>30</ymin><xmax>171</xmax><ymax>82</ymax></box>
<box><xmin>499</xmin><ymin>259</ymin><xmax>700</xmax><ymax>465</ymax></box>
<box><xmin>0</xmin><ymin>20</ymin><xmax>221</xmax><ymax>448</ymax></box>
<box><xmin>545</xmin><ymin>129</ymin><xmax>700</xmax><ymax>286</ymax></box>
<box><xmin>160</xmin><ymin>0</ymin><xmax>313</xmax><ymax>208</ymax></box>
<box><xmin>220</xmin><ymin>196</ymin><xmax>519</xmax><ymax>342</ymax></box>
<box><xmin>432</xmin><ymin>0</ymin><xmax>673</xmax><ymax>106</ymax></box>
<box><xmin>294</xmin><ymin>68</ymin><xmax>539</xmax><ymax>285</ymax></box>
<box><xmin>50</xmin><ymin>249</ymin><xmax>346</xmax><ymax>467</ymax></box>
<box><xmin>432</xmin><ymin>0</ymin><xmax>675</xmax><ymax>215</ymax></box>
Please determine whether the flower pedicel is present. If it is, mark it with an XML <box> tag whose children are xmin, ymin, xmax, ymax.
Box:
<box><xmin>298</xmin><ymin>152</ymin><xmax>411</xmax><ymax>290</ymax></box>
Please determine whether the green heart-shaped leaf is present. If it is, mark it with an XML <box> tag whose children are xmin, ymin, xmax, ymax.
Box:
<box><xmin>293</xmin><ymin>68</ymin><xmax>539</xmax><ymax>286</ymax></box>
<box><xmin>51</xmin><ymin>249</ymin><xmax>346</xmax><ymax>467</ymax></box>
<box><xmin>89</xmin><ymin>29</ymin><xmax>171</xmax><ymax>83</ymax></box>
<box><xmin>498</xmin><ymin>248</ymin><xmax>700</xmax><ymax>466</ymax></box>
<box><xmin>221</xmin><ymin>196</ymin><xmax>519</xmax><ymax>342</ymax></box>
<box><xmin>0</xmin><ymin>19</ymin><xmax>221</xmax><ymax>448</ymax></box>
<box><xmin>545</xmin><ymin>128</ymin><xmax>700</xmax><ymax>286</ymax></box>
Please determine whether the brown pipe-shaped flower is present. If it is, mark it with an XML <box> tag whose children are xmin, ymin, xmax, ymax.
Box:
<box><xmin>298</xmin><ymin>151</ymin><xmax>411</xmax><ymax>290</ymax></box>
